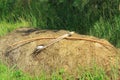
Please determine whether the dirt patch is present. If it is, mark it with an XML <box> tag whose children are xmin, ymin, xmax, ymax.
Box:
<box><xmin>0</xmin><ymin>28</ymin><xmax>119</xmax><ymax>76</ymax></box>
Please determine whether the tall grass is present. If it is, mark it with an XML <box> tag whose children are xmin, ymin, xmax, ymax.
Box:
<box><xmin>0</xmin><ymin>61</ymin><xmax>119</xmax><ymax>80</ymax></box>
<box><xmin>0</xmin><ymin>0</ymin><xmax>119</xmax><ymax>47</ymax></box>
<box><xmin>0</xmin><ymin>19</ymin><xmax>29</xmax><ymax>37</ymax></box>
<box><xmin>0</xmin><ymin>0</ymin><xmax>120</xmax><ymax>80</ymax></box>
<box><xmin>0</xmin><ymin>20</ymin><xmax>119</xmax><ymax>79</ymax></box>
<box><xmin>0</xmin><ymin>61</ymin><xmax>32</xmax><ymax>80</ymax></box>
<box><xmin>89</xmin><ymin>16</ymin><xmax>120</xmax><ymax>47</ymax></box>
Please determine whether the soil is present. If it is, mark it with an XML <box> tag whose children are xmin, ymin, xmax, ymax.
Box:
<box><xmin>0</xmin><ymin>27</ymin><xmax>119</xmax><ymax>77</ymax></box>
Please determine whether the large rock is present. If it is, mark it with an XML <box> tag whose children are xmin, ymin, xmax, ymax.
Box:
<box><xmin>0</xmin><ymin>28</ymin><xmax>119</xmax><ymax>76</ymax></box>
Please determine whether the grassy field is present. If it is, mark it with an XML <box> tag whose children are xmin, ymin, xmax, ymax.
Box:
<box><xmin>0</xmin><ymin>19</ymin><xmax>29</xmax><ymax>37</ymax></box>
<box><xmin>0</xmin><ymin>0</ymin><xmax>119</xmax><ymax>79</ymax></box>
<box><xmin>90</xmin><ymin>16</ymin><xmax>120</xmax><ymax>47</ymax></box>
<box><xmin>0</xmin><ymin>61</ymin><xmax>119</xmax><ymax>80</ymax></box>
<box><xmin>0</xmin><ymin>20</ymin><xmax>120</xmax><ymax>80</ymax></box>
<box><xmin>0</xmin><ymin>0</ymin><xmax>119</xmax><ymax>47</ymax></box>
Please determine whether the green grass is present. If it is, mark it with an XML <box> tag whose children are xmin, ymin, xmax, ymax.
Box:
<box><xmin>0</xmin><ymin>61</ymin><xmax>119</xmax><ymax>80</ymax></box>
<box><xmin>0</xmin><ymin>0</ymin><xmax>119</xmax><ymax>79</ymax></box>
<box><xmin>0</xmin><ymin>18</ymin><xmax>119</xmax><ymax>80</ymax></box>
<box><xmin>0</xmin><ymin>62</ymin><xmax>32</xmax><ymax>80</ymax></box>
<box><xmin>0</xmin><ymin>19</ymin><xmax>29</xmax><ymax>37</ymax></box>
<box><xmin>0</xmin><ymin>0</ymin><xmax>119</xmax><ymax>47</ymax></box>
<box><xmin>89</xmin><ymin>16</ymin><xmax>120</xmax><ymax>47</ymax></box>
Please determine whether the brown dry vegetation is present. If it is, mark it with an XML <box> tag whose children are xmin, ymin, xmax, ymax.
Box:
<box><xmin>0</xmin><ymin>28</ymin><xmax>119</xmax><ymax>77</ymax></box>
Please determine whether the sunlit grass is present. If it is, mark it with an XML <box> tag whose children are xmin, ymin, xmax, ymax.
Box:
<box><xmin>89</xmin><ymin>16</ymin><xmax>120</xmax><ymax>47</ymax></box>
<box><xmin>0</xmin><ymin>61</ymin><xmax>119</xmax><ymax>80</ymax></box>
<box><xmin>0</xmin><ymin>16</ymin><xmax>119</xmax><ymax>80</ymax></box>
<box><xmin>0</xmin><ymin>62</ymin><xmax>32</xmax><ymax>80</ymax></box>
<box><xmin>0</xmin><ymin>19</ymin><xmax>29</xmax><ymax>37</ymax></box>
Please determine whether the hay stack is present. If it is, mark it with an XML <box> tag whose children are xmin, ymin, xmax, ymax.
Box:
<box><xmin>0</xmin><ymin>28</ymin><xmax>118</xmax><ymax>76</ymax></box>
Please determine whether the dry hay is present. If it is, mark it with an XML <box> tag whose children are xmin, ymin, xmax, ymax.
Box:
<box><xmin>0</xmin><ymin>28</ymin><xmax>119</xmax><ymax>77</ymax></box>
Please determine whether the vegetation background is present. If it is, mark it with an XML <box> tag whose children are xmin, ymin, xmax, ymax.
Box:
<box><xmin>0</xmin><ymin>0</ymin><xmax>120</xmax><ymax>47</ymax></box>
<box><xmin>0</xmin><ymin>0</ymin><xmax>120</xmax><ymax>80</ymax></box>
